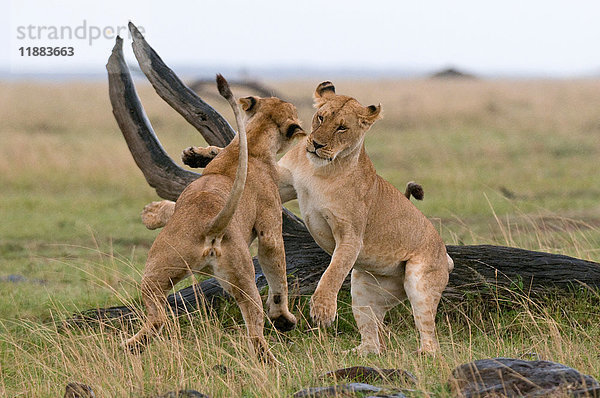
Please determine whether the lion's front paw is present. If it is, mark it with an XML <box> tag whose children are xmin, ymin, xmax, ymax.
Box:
<box><xmin>310</xmin><ymin>292</ymin><xmax>337</xmax><ymax>327</ymax></box>
<box><xmin>346</xmin><ymin>342</ymin><xmax>381</xmax><ymax>356</ymax></box>
<box><xmin>415</xmin><ymin>343</ymin><xmax>440</xmax><ymax>356</ymax></box>
<box><xmin>270</xmin><ymin>309</ymin><xmax>297</xmax><ymax>332</ymax></box>
<box><xmin>181</xmin><ymin>146</ymin><xmax>219</xmax><ymax>168</ymax></box>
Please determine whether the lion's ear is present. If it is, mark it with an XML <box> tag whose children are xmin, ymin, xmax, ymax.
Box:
<box><xmin>313</xmin><ymin>81</ymin><xmax>336</xmax><ymax>108</ymax></box>
<box><xmin>360</xmin><ymin>104</ymin><xmax>383</xmax><ymax>127</ymax></box>
<box><xmin>285</xmin><ymin>123</ymin><xmax>305</xmax><ymax>139</ymax></box>
<box><xmin>367</xmin><ymin>104</ymin><xmax>382</xmax><ymax>119</ymax></box>
<box><xmin>239</xmin><ymin>96</ymin><xmax>259</xmax><ymax>113</ymax></box>
<box><xmin>315</xmin><ymin>81</ymin><xmax>336</xmax><ymax>98</ymax></box>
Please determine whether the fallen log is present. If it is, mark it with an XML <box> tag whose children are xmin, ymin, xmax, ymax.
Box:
<box><xmin>80</xmin><ymin>27</ymin><xmax>600</xmax><ymax>324</ymax></box>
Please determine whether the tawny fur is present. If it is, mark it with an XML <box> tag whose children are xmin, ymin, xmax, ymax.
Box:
<box><xmin>141</xmin><ymin>82</ymin><xmax>451</xmax><ymax>356</ymax></box>
<box><xmin>125</xmin><ymin>88</ymin><xmax>304</xmax><ymax>363</ymax></box>
<box><xmin>276</xmin><ymin>82</ymin><xmax>453</xmax><ymax>355</ymax></box>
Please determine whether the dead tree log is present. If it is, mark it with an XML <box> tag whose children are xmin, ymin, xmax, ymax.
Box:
<box><xmin>128</xmin><ymin>22</ymin><xmax>235</xmax><ymax>148</ymax></box>
<box><xmin>84</xmin><ymin>26</ymin><xmax>600</xmax><ymax>323</ymax></box>
<box><xmin>107</xmin><ymin>36</ymin><xmax>200</xmax><ymax>200</ymax></box>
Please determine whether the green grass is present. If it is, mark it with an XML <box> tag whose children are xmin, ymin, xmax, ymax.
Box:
<box><xmin>1</xmin><ymin>79</ymin><xmax>599</xmax><ymax>396</ymax></box>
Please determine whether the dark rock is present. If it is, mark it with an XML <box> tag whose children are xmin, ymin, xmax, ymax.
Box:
<box><xmin>321</xmin><ymin>366</ymin><xmax>416</xmax><ymax>385</ymax></box>
<box><xmin>4</xmin><ymin>274</ymin><xmax>26</xmax><ymax>283</ymax></box>
<box><xmin>0</xmin><ymin>274</ymin><xmax>46</xmax><ymax>285</ymax></box>
<box><xmin>154</xmin><ymin>390</ymin><xmax>209</xmax><ymax>398</ymax></box>
<box><xmin>293</xmin><ymin>383</ymin><xmax>406</xmax><ymax>397</ymax></box>
<box><xmin>64</xmin><ymin>382</ymin><xmax>95</xmax><ymax>398</ymax></box>
<box><xmin>448</xmin><ymin>357</ymin><xmax>600</xmax><ymax>397</ymax></box>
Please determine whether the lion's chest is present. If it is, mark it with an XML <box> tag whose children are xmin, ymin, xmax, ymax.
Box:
<box><xmin>303</xmin><ymin>210</ymin><xmax>336</xmax><ymax>254</ymax></box>
<box><xmin>294</xmin><ymin>176</ymin><xmax>337</xmax><ymax>254</ymax></box>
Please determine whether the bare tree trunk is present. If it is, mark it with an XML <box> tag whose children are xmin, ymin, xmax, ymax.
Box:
<box><xmin>76</xmin><ymin>26</ymin><xmax>599</xmax><ymax>324</ymax></box>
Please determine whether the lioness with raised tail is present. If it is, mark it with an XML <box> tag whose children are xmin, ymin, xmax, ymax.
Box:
<box><xmin>124</xmin><ymin>75</ymin><xmax>302</xmax><ymax>363</ymax></box>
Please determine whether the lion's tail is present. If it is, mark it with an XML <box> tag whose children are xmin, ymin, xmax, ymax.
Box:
<box><xmin>202</xmin><ymin>74</ymin><xmax>248</xmax><ymax>258</ymax></box>
<box><xmin>447</xmin><ymin>254</ymin><xmax>454</xmax><ymax>273</ymax></box>
<box><xmin>404</xmin><ymin>181</ymin><xmax>424</xmax><ymax>201</ymax></box>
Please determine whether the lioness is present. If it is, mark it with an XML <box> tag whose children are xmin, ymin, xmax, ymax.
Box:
<box><xmin>124</xmin><ymin>75</ymin><xmax>302</xmax><ymax>362</ymax></box>
<box><xmin>277</xmin><ymin>82</ymin><xmax>453</xmax><ymax>354</ymax></box>
<box><xmin>143</xmin><ymin>82</ymin><xmax>452</xmax><ymax>355</ymax></box>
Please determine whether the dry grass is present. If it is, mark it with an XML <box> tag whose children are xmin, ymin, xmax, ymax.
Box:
<box><xmin>1</xmin><ymin>79</ymin><xmax>599</xmax><ymax>396</ymax></box>
<box><xmin>2</xmin><ymin>277</ymin><xmax>599</xmax><ymax>396</ymax></box>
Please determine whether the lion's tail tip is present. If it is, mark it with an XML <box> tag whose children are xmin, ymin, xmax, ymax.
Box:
<box><xmin>405</xmin><ymin>181</ymin><xmax>424</xmax><ymax>201</ymax></box>
<box><xmin>216</xmin><ymin>74</ymin><xmax>233</xmax><ymax>100</ymax></box>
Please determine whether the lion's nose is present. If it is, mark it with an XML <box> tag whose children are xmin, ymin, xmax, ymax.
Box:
<box><xmin>312</xmin><ymin>140</ymin><xmax>326</xmax><ymax>150</ymax></box>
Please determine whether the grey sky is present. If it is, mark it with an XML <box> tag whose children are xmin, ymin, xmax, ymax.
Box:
<box><xmin>2</xmin><ymin>0</ymin><xmax>600</xmax><ymax>77</ymax></box>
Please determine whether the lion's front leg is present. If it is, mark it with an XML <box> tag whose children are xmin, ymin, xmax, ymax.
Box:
<box><xmin>276</xmin><ymin>164</ymin><xmax>297</xmax><ymax>203</ymax></box>
<box><xmin>310</xmin><ymin>239</ymin><xmax>361</xmax><ymax>327</ymax></box>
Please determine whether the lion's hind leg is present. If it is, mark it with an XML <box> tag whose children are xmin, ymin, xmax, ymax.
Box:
<box><xmin>404</xmin><ymin>253</ymin><xmax>449</xmax><ymax>354</ymax></box>
<box><xmin>255</xmin><ymin>218</ymin><xmax>297</xmax><ymax>332</ymax></box>
<box><xmin>350</xmin><ymin>269</ymin><xmax>406</xmax><ymax>355</ymax></box>
<box><xmin>123</xmin><ymin>276</ymin><xmax>170</xmax><ymax>352</ymax></box>
<box><xmin>123</xmin><ymin>255</ymin><xmax>190</xmax><ymax>353</ymax></box>
<box><xmin>214</xmin><ymin>244</ymin><xmax>277</xmax><ymax>364</ymax></box>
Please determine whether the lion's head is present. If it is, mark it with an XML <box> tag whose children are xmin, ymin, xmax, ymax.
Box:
<box><xmin>306</xmin><ymin>81</ymin><xmax>382</xmax><ymax>165</ymax></box>
<box><xmin>239</xmin><ymin>96</ymin><xmax>305</xmax><ymax>154</ymax></box>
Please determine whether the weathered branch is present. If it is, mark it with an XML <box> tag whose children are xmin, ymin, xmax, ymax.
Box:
<box><xmin>87</xmin><ymin>32</ymin><xmax>600</xmax><ymax>326</ymax></box>
<box><xmin>128</xmin><ymin>22</ymin><xmax>235</xmax><ymax>147</ymax></box>
<box><xmin>106</xmin><ymin>36</ymin><xmax>199</xmax><ymax>201</ymax></box>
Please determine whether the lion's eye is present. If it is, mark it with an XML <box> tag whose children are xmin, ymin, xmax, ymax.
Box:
<box><xmin>317</xmin><ymin>115</ymin><xmax>323</xmax><ymax>124</ymax></box>
<box><xmin>336</xmin><ymin>125</ymin><xmax>348</xmax><ymax>133</ymax></box>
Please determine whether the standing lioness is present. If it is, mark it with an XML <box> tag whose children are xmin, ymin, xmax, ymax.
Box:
<box><xmin>124</xmin><ymin>76</ymin><xmax>301</xmax><ymax>362</ymax></box>
<box><xmin>277</xmin><ymin>82</ymin><xmax>453</xmax><ymax>354</ymax></box>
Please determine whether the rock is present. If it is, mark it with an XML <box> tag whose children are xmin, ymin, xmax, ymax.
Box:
<box><xmin>64</xmin><ymin>382</ymin><xmax>95</xmax><ymax>398</ymax></box>
<box><xmin>3</xmin><ymin>274</ymin><xmax>26</xmax><ymax>283</ymax></box>
<box><xmin>448</xmin><ymin>357</ymin><xmax>600</xmax><ymax>397</ymax></box>
<box><xmin>292</xmin><ymin>382</ymin><xmax>406</xmax><ymax>397</ymax></box>
<box><xmin>154</xmin><ymin>390</ymin><xmax>209</xmax><ymax>398</ymax></box>
<box><xmin>0</xmin><ymin>274</ymin><xmax>46</xmax><ymax>285</ymax></box>
<box><xmin>321</xmin><ymin>366</ymin><xmax>416</xmax><ymax>385</ymax></box>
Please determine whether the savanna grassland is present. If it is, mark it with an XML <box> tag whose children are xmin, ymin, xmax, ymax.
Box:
<box><xmin>1</xmin><ymin>78</ymin><xmax>599</xmax><ymax>397</ymax></box>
